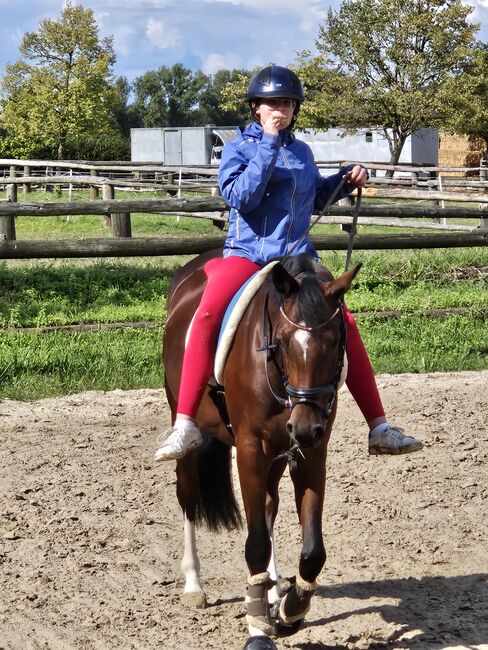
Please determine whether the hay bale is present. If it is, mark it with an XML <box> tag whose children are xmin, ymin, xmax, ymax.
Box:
<box><xmin>439</xmin><ymin>132</ymin><xmax>485</xmax><ymax>168</ymax></box>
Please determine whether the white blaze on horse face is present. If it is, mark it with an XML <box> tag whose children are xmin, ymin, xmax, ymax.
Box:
<box><xmin>294</xmin><ymin>328</ymin><xmax>312</xmax><ymax>364</ymax></box>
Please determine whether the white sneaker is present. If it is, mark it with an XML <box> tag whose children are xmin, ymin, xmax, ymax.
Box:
<box><xmin>154</xmin><ymin>421</ymin><xmax>203</xmax><ymax>462</ymax></box>
<box><xmin>369</xmin><ymin>425</ymin><xmax>423</xmax><ymax>456</ymax></box>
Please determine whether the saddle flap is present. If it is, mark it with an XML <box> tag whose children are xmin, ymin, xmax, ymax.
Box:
<box><xmin>213</xmin><ymin>261</ymin><xmax>279</xmax><ymax>385</ymax></box>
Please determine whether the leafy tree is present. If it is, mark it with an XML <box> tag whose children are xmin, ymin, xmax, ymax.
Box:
<box><xmin>199</xmin><ymin>69</ymin><xmax>251</xmax><ymax>126</ymax></box>
<box><xmin>311</xmin><ymin>0</ymin><xmax>478</xmax><ymax>165</ymax></box>
<box><xmin>292</xmin><ymin>54</ymin><xmax>355</xmax><ymax>130</ymax></box>
<box><xmin>129</xmin><ymin>64</ymin><xmax>209</xmax><ymax>127</ymax></box>
<box><xmin>0</xmin><ymin>1</ymin><xmax>121</xmax><ymax>159</ymax></box>
<box><xmin>219</xmin><ymin>69</ymin><xmax>253</xmax><ymax>123</ymax></box>
<box><xmin>441</xmin><ymin>44</ymin><xmax>488</xmax><ymax>154</ymax></box>
<box><xmin>112</xmin><ymin>75</ymin><xmax>133</xmax><ymax>137</ymax></box>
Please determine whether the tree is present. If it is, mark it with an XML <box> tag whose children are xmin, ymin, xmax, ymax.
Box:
<box><xmin>0</xmin><ymin>1</ymin><xmax>121</xmax><ymax>159</ymax></box>
<box><xmin>441</xmin><ymin>44</ymin><xmax>488</xmax><ymax>154</ymax></box>
<box><xmin>312</xmin><ymin>0</ymin><xmax>478</xmax><ymax>165</ymax></box>
<box><xmin>198</xmin><ymin>69</ymin><xmax>251</xmax><ymax>126</ymax></box>
<box><xmin>218</xmin><ymin>69</ymin><xmax>253</xmax><ymax>122</ymax></box>
<box><xmin>129</xmin><ymin>64</ymin><xmax>209</xmax><ymax>128</ymax></box>
<box><xmin>292</xmin><ymin>54</ymin><xmax>355</xmax><ymax>130</ymax></box>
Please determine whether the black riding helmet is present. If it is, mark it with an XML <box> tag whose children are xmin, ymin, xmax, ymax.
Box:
<box><xmin>247</xmin><ymin>65</ymin><xmax>305</xmax><ymax>127</ymax></box>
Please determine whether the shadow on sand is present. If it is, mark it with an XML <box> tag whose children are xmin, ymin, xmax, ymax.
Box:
<box><xmin>293</xmin><ymin>573</ymin><xmax>488</xmax><ymax>649</ymax></box>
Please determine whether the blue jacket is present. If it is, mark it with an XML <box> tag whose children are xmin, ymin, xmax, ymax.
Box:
<box><xmin>218</xmin><ymin>121</ymin><xmax>358</xmax><ymax>264</ymax></box>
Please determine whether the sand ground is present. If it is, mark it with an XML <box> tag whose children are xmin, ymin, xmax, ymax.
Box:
<box><xmin>1</xmin><ymin>371</ymin><xmax>487</xmax><ymax>650</ymax></box>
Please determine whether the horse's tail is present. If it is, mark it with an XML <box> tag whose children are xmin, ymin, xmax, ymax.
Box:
<box><xmin>195</xmin><ymin>432</ymin><xmax>242</xmax><ymax>532</ymax></box>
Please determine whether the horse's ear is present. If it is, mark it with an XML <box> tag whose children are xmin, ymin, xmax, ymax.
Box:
<box><xmin>272</xmin><ymin>263</ymin><xmax>300</xmax><ymax>298</ymax></box>
<box><xmin>325</xmin><ymin>262</ymin><xmax>362</xmax><ymax>301</ymax></box>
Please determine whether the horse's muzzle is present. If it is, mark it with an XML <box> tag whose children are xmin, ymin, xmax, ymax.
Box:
<box><xmin>286</xmin><ymin>419</ymin><xmax>326</xmax><ymax>448</ymax></box>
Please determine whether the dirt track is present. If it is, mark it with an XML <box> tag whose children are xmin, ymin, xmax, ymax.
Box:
<box><xmin>1</xmin><ymin>371</ymin><xmax>488</xmax><ymax>650</ymax></box>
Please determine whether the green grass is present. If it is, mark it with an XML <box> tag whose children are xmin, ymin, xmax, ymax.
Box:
<box><xmin>0</xmin><ymin>328</ymin><xmax>163</xmax><ymax>400</ymax></box>
<box><xmin>0</xmin><ymin>190</ymin><xmax>487</xmax><ymax>400</ymax></box>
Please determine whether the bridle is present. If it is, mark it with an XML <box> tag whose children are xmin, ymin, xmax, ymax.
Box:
<box><xmin>258</xmin><ymin>284</ymin><xmax>346</xmax><ymax>421</ymax></box>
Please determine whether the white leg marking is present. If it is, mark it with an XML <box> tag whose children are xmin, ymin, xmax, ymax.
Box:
<box><xmin>294</xmin><ymin>329</ymin><xmax>311</xmax><ymax>364</ymax></box>
<box><xmin>267</xmin><ymin>532</ymin><xmax>281</xmax><ymax>604</ymax></box>
<box><xmin>181</xmin><ymin>514</ymin><xmax>203</xmax><ymax>594</ymax></box>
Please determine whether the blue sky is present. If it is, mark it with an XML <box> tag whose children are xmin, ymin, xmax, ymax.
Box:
<box><xmin>0</xmin><ymin>0</ymin><xmax>487</xmax><ymax>83</ymax></box>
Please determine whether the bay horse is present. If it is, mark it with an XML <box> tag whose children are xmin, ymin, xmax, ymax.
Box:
<box><xmin>163</xmin><ymin>250</ymin><xmax>360</xmax><ymax>649</ymax></box>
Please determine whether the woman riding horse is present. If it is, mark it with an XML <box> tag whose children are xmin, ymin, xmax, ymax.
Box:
<box><xmin>155</xmin><ymin>65</ymin><xmax>423</xmax><ymax>463</ymax></box>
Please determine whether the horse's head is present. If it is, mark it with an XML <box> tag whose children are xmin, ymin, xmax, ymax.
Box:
<box><xmin>270</xmin><ymin>255</ymin><xmax>361</xmax><ymax>450</ymax></box>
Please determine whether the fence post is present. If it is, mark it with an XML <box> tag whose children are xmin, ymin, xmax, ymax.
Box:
<box><xmin>339</xmin><ymin>196</ymin><xmax>355</xmax><ymax>234</ymax></box>
<box><xmin>102</xmin><ymin>182</ymin><xmax>132</xmax><ymax>238</ymax></box>
<box><xmin>167</xmin><ymin>172</ymin><xmax>177</xmax><ymax>196</ymax></box>
<box><xmin>211</xmin><ymin>185</ymin><xmax>225</xmax><ymax>230</ymax></box>
<box><xmin>45</xmin><ymin>166</ymin><xmax>54</xmax><ymax>193</ymax></box>
<box><xmin>23</xmin><ymin>165</ymin><xmax>31</xmax><ymax>195</ymax></box>
<box><xmin>90</xmin><ymin>167</ymin><xmax>99</xmax><ymax>199</ymax></box>
<box><xmin>480</xmin><ymin>159</ymin><xmax>488</xmax><ymax>229</ymax></box>
<box><xmin>102</xmin><ymin>183</ymin><xmax>113</xmax><ymax>230</ymax></box>
<box><xmin>0</xmin><ymin>183</ymin><xmax>17</xmax><ymax>240</ymax></box>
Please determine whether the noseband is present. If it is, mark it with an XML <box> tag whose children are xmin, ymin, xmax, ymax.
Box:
<box><xmin>258</xmin><ymin>291</ymin><xmax>346</xmax><ymax>420</ymax></box>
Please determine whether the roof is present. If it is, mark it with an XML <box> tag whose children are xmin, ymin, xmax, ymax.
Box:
<box><xmin>212</xmin><ymin>128</ymin><xmax>237</xmax><ymax>146</ymax></box>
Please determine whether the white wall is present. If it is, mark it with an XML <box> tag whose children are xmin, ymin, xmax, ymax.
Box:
<box><xmin>130</xmin><ymin>126</ymin><xmax>439</xmax><ymax>167</ymax></box>
<box><xmin>130</xmin><ymin>128</ymin><xmax>164</xmax><ymax>162</ymax></box>
<box><xmin>296</xmin><ymin>127</ymin><xmax>438</xmax><ymax>166</ymax></box>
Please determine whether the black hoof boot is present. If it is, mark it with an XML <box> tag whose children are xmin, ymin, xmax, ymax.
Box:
<box><xmin>242</xmin><ymin>636</ymin><xmax>278</xmax><ymax>650</ymax></box>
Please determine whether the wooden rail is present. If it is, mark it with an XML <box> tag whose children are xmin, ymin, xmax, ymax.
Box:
<box><xmin>1</xmin><ymin>231</ymin><xmax>486</xmax><ymax>260</ymax></box>
<box><xmin>2</xmin><ymin>158</ymin><xmax>488</xmax><ymax>251</ymax></box>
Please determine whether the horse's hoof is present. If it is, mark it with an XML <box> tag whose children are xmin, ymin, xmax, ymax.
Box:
<box><xmin>181</xmin><ymin>590</ymin><xmax>207</xmax><ymax>608</ymax></box>
<box><xmin>242</xmin><ymin>636</ymin><xmax>277</xmax><ymax>650</ymax></box>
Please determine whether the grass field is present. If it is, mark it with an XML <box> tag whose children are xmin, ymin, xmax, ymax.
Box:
<box><xmin>0</xmin><ymin>189</ymin><xmax>487</xmax><ymax>400</ymax></box>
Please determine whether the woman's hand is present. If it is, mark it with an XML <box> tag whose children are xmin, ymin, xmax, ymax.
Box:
<box><xmin>262</xmin><ymin>111</ymin><xmax>291</xmax><ymax>136</ymax></box>
<box><xmin>346</xmin><ymin>165</ymin><xmax>368</xmax><ymax>188</ymax></box>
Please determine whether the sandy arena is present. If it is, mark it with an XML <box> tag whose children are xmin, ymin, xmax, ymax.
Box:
<box><xmin>1</xmin><ymin>371</ymin><xmax>487</xmax><ymax>650</ymax></box>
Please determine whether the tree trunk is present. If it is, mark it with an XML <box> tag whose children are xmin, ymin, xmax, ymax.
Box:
<box><xmin>385</xmin><ymin>131</ymin><xmax>408</xmax><ymax>178</ymax></box>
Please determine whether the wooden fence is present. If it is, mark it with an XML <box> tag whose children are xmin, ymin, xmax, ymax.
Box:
<box><xmin>1</xmin><ymin>158</ymin><xmax>487</xmax><ymax>258</ymax></box>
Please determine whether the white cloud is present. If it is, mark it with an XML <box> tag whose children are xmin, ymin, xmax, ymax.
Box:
<box><xmin>202</xmin><ymin>52</ymin><xmax>242</xmax><ymax>74</ymax></box>
<box><xmin>111</xmin><ymin>25</ymin><xmax>137</xmax><ymax>56</ymax></box>
<box><xmin>145</xmin><ymin>16</ymin><xmax>181</xmax><ymax>49</ymax></box>
<box><xmin>201</xmin><ymin>0</ymin><xmax>324</xmax><ymax>29</ymax></box>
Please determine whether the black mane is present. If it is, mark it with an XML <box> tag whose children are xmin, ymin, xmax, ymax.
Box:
<box><xmin>280</xmin><ymin>252</ymin><xmax>316</xmax><ymax>277</ymax></box>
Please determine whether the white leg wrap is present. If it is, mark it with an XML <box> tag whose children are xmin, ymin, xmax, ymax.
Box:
<box><xmin>278</xmin><ymin>574</ymin><xmax>317</xmax><ymax>624</ymax></box>
<box><xmin>245</xmin><ymin>571</ymin><xmax>274</xmax><ymax>636</ymax></box>
<box><xmin>295</xmin><ymin>574</ymin><xmax>317</xmax><ymax>592</ymax></box>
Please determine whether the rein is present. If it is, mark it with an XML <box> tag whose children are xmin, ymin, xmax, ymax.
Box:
<box><xmin>282</xmin><ymin>173</ymin><xmax>363</xmax><ymax>272</ymax></box>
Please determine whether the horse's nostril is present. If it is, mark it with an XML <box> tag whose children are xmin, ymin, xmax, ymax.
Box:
<box><xmin>286</xmin><ymin>421</ymin><xmax>294</xmax><ymax>435</ymax></box>
<box><xmin>313</xmin><ymin>425</ymin><xmax>325</xmax><ymax>440</ymax></box>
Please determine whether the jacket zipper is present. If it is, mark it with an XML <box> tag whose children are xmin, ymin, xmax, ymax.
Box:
<box><xmin>281</xmin><ymin>148</ymin><xmax>297</xmax><ymax>251</ymax></box>
<box><xmin>259</xmin><ymin>216</ymin><xmax>267</xmax><ymax>257</ymax></box>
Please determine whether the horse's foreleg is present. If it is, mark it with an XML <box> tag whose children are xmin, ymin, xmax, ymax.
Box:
<box><xmin>237</xmin><ymin>447</ymin><xmax>275</xmax><ymax>637</ymax></box>
<box><xmin>265</xmin><ymin>458</ymin><xmax>286</xmax><ymax>605</ymax></box>
<box><xmin>176</xmin><ymin>455</ymin><xmax>207</xmax><ymax>608</ymax></box>
<box><xmin>266</xmin><ymin>532</ymin><xmax>280</xmax><ymax>604</ymax></box>
<box><xmin>278</xmin><ymin>451</ymin><xmax>326</xmax><ymax>626</ymax></box>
